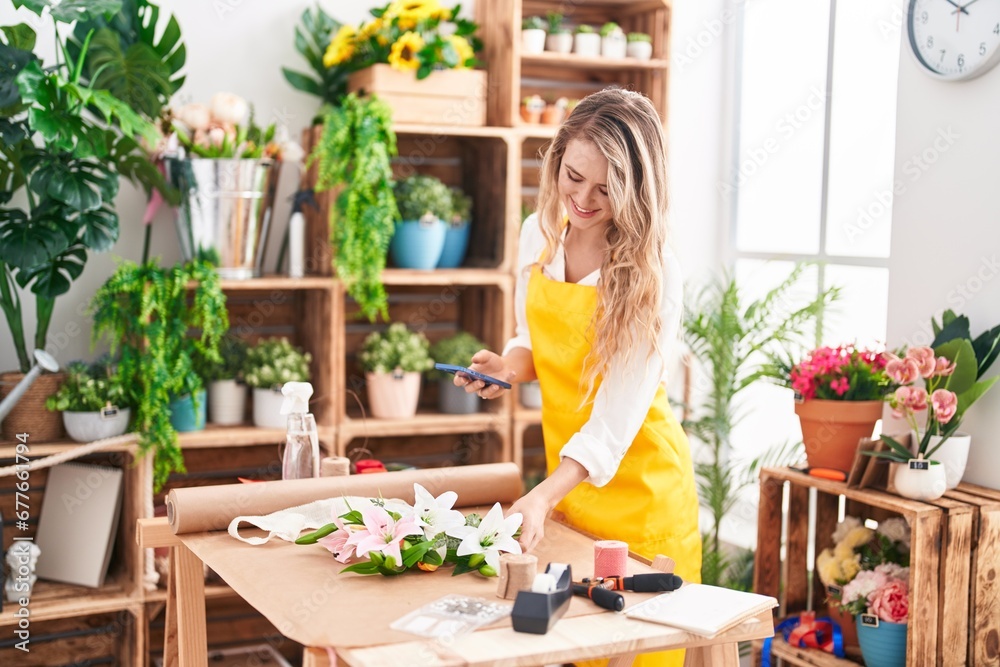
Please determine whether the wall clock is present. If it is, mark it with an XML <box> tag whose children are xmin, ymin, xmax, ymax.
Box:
<box><xmin>908</xmin><ymin>0</ymin><xmax>1000</xmax><ymax>80</ymax></box>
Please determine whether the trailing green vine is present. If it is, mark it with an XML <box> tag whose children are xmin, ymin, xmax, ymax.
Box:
<box><xmin>90</xmin><ymin>259</ymin><xmax>228</xmax><ymax>488</ymax></box>
<box><xmin>309</xmin><ymin>93</ymin><xmax>397</xmax><ymax>321</ymax></box>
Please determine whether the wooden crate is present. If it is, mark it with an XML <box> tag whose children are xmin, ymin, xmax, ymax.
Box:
<box><xmin>349</xmin><ymin>64</ymin><xmax>487</xmax><ymax>127</ymax></box>
<box><xmin>341</xmin><ymin>431</ymin><xmax>505</xmax><ymax>470</ymax></box>
<box><xmin>0</xmin><ymin>606</ymin><xmax>143</xmax><ymax>666</ymax></box>
<box><xmin>753</xmin><ymin>467</ymin><xmax>974</xmax><ymax>667</ymax></box>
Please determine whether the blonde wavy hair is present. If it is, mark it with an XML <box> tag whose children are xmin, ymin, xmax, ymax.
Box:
<box><xmin>534</xmin><ymin>88</ymin><xmax>670</xmax><ymax>398</ymax></box>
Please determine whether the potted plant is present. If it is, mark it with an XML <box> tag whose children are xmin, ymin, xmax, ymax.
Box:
<box><xmin>627</xmin><ymin>32</ymin><xmax>653</xmax><ymax>60</ymax></box>
<box><xmin>429</xmin><ymin>332</ymin><xmax>488</xmax><ymax>414</ymax></box>
<box><xmin>521</xmin><ymin>16</ymin><xmax>547</xmax><ymax>55</ymax></box>
<box><xmin>45</xmin><ymin>360</ymin><xmax>131</xmax><ymax>443</ymax></box>
<box><xmin>0</xmin><ymin>1</ymin><xmax>177</xmax><ymax>441</ymax></box>
<box><xmin>243</xmin><ymin>338</ymin><xmax>312</xmax><ymax>429</ymax></box>
<box><xmin>574</xmin><ymin>24</ymin><xmax>600</xmax><ymax>57</ymax></box>
<box><xmin>520</xmin><ymin>95</ymin><xmax>546</xmax><ymax>124</ymax></box>
<box><xmin>840</xmin><ymin>561</ymin><xmax>911</xmax><ymax>667</ymax></box>
<box><xmin>391</xmin><ymin>175</ymin><xmax>451</xmax><ymax>270</ymax></box>
<box><xmin>196</xmin><ymin>336</ymin><xmax>249</xmax><ymax>426</ymax></box>
<box><xmin>541</xmin><ymin>97</ymin><xmax>569</xmax><ymax>126</ymax></box>
<box><xmin>360</xmin><ymin>323</ymin><xmax>434</xmax><ymax>419</ymax></box>
<box><xmin>545</xmin><ymin>12</ymin><xmax>573</xmax><ymax>53</ymax></box>
<box><xmin>438</xmin><ymin>187</ymin><xmax>473</xmax><ymax>269</ymax></box>
<box><xmin>91</xmin><ymin>260</ymin><xmax>228</xmax><ymax>489</ymax></box>
<box><xmin>600</xmin><ymin>22</ymin><xmax>627</xmax><ymax>58</ymax></box>
<box><xmin>169</xmin><ymin>368</ymin><xmax>207</xmax><ymax>433</ymax></box>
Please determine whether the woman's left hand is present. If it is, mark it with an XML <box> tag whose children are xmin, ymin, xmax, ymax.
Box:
<box><xmin>508</xmin><ymin>491</ymin><xmax>551</xmax><ymax>553</ymax></box>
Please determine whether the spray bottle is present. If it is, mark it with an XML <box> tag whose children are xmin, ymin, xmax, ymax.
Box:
<box><xmin>280</xmin><ymin>381</ymin><xmax>320</xmax><ymax>480</ymax></box>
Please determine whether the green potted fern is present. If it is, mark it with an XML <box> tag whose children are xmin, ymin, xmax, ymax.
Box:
<box><xmin>196</xmin><ymin>336</ymin><xmax>250</xmax><ymax>426</ymax></box>
<box><xmin>360</xmin><ymin>323</ymin><xmax>434</xmax><ymax>419</ymax></box>
<box><xmin>243</xmin><ymin>338</ymin><xmax>312</xmax><ymax>429</ymax></box>
<box><xmin>391</xmin><ymin>175</ymin><xmax>452</xmax><ymax>270</ymax></box>
<box><xmin>429</xmin><ymin>332</ymin><xmax>488</xmax><ymax>414</ymax></box>
<box><xmin>45</xmin><ymin>360</ymin><xmax>131</xmax><ymax>443</ymax></box>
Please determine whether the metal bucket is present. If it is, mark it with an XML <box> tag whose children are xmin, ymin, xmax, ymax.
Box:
<box><xmin>165</xmin><ymin>158</ymin><xmax>280</xmax><ymax>279</ymax></box>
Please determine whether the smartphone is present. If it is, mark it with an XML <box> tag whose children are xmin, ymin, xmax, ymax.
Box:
<box><xmin>434</xmin><ymin>363</ymin><xmax>512</xmax><ymax>390</ymax></box>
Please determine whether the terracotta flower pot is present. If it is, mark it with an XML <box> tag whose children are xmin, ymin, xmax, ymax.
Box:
<box><xmin>0</xmin><ymin>371</ymin><xmax>67</xmax><ymax>442</ymax></box>
<box><xmin>826</xmin><ymin>599</ymin><xmax>859</xmax><ymax>650</ymax></box>
<box><xmin>795</xmin><ymin>399</ymin><xmax>883</xmax><ymax>473</ymax></box>
<box><xmin>366</xmin><ymin>371</ymin><xmax>422</xmax><ymax>419</ymax></box>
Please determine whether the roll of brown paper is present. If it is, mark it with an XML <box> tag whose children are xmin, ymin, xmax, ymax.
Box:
<box><xmin>496</xmin><ymin>553</ymin><xmax>538</xmax><ymax>600</ymax></box>
<box><xmin>320</xmin><ymin>456</ymin><xmax>350</xmax><ymax>477</ymax></box>
<box><xmin>167</xmin><ymin>462</ymin><xmax>523</xmax><ymax>534</ymax></box>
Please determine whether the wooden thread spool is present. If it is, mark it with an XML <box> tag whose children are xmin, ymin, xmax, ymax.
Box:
<box><xmin>320</xmin><ymin>456</ymin><xmax>350</xmax><ymax>477</ymax></box>
<box><xmin>496</xmin><ymin>553</ymin><xmax>538</xmax><ymax>600</ymax></box>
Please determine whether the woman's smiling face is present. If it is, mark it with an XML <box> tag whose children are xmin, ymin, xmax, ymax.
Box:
<box><xmin>559</xmin><ymin>138</ymin><xmax>613</xmax><ymax>231</ymax></box>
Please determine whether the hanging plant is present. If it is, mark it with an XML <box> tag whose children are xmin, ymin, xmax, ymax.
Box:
<box><xmin>90</xmin><ymin>259</ymin><xmax>228</xmax><ymax>488</ymax></box>
<box><xmin>309</xmin><ymin>92</ymin><xmax>397</xmax><ymax>321</ymax></box>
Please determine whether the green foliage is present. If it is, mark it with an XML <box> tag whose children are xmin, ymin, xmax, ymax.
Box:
<box><xmin>194</xmin><ymin>335</ymin><xmax>248</xmax><ymax>382</ymax></box>
<box><xmin>46</xmin><ymin>359</ymin><xmax>129</xmax><ymax>413</ymax></box>
<box><xmin>394</xmin><ymin>174</ymin><xmax>452</xmax><ymax>221</ymax></box>
<box><xmin>932</xmin><ymin>308</ymin><xmax>1000</xmax><ymax>380</ymax></box>
<box><xmin>310</xmin><ymin>93</ymin><xmax>397</xmax><ymax>321</ymax></box>
<box><xmin>522</xmin><ymin>16</ymin><xmax>546</xmax><ymax>31</ymax></box>
<box><xmin>627</xmin><ymin>32</ymin><xmax>651</xmax><ymax>43</ymax></box>
<box><xmin>575</xmin><ymin>24</ymin><xmax>595</xmax><ymax>34</ymax></box>
<box><xmin>683</xmin><ymin>264</ymin><xmax>837</xmax><ymax>587</ymax></box>
<box><xmin>546</xmin><ymin>12</ymin><xmax>567</xmax><ymax>33</ymax></box>
<box><xmin>242</xmin><ymin>338</ymin><xmax>312</xmax><ymax>390</ymax></box>
<box><xmin>172</xmin><ymin>114</ymin><xmax>277</xmax><ymax>159</ymax></box>
<box><xmin>360</xmin><ymin>323</ymin><xmax>434</xmax><ymax>374</ymax></box>
<box><xmin>599</xmin><ymin>22</ymin><xmax>621</xmax><ymax>37</ymax></box>
<box><xmin>90</xmin><ymin>260</ymin><xmax>228</xmax><ymax>489</ymax></box>
<box><xmin>283</xmin><ymin>6</ymin><xmax>346</xmax><ymax>108</ymax></box>
<box><xmin>428</xmin><ymin>332</ymin><xmax>486</xmax><ymax>380</ymax></box>
<box><xmin>448</xmin><ymin>187</ymin><xmax>472</xmax><ymax>222</ymax></box>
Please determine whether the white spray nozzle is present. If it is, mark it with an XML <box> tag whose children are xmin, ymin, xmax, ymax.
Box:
<box><xmin>280</xmin><ymin>381</ymin><xmax>314</xmax><ymax>415</ymax></box>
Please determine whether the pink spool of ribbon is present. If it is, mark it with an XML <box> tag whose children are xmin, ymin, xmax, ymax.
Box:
<box><xmin>594</xmin><ymin>540</ymin><xmax>628</xmax><ymax>579</ymax></box>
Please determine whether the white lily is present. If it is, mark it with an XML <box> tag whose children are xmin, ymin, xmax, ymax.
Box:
<box><xmin>447</xmin><ymin>502</ymin><xmax>522</xmax><ymax>570</ymax></box>
<box><xmin>412</xmin><ymin>483</ymin><xmax>466</xmax><ymax>540</ymax></box>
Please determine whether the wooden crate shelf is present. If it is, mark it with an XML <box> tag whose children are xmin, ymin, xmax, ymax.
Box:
<box><xmin>521</xmin><ymin>51</ymin><xmax>670</xmax><ymax>71</ymax></box>
<box><xmin>393</xmin><ymin>123</ymin><xmax>514</xmax><ymax>138</ymax></box>
<box><xmin>0</xmin><ymin>575</ymin><xmax>133</xmax><ymax>626</ymax></box>
<box><xmin>382</xmin><ymin>268</ymin><xmax>513</xmax><ymax>287</ymax></box>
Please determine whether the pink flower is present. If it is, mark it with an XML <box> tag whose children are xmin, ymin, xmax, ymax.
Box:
<box><xmin>933</xmin><ymin>357</ymin><xmax>956</xmax><ymax>377</ymax></box>
<box><xmin>886</xmin><ymin>354</ymin><xmax>920</xmax><ymax>384</ymax></box>
<box><xmin>345</xmin><ymin>505</ymin><xmax>423</xmax><ymax>567</ymax></box>
<box><xmin>892</xmin><ymin>386</ymin><xmax>927</xmax><ymax>417</ymax></box>
<box><xmin>931</xmin><ymin>389</ymin><xmax>958</xmax><ymax>424</ymax></box>
<box><xmin>830</xmin><ymin>377</ymin><xmax>850</xmax><ymax>396</ymax></box>
<box><xmin>868</xmin><ymin>579</ymin><xmax>909</xmax><ymax>623</ymax></box>
<box><xmin>317</xmin><ymin>515</ymin><xmax>356</xmax><ymax>564</ymax></box>
<box><xmin>905</xmin><ymin>346</ymin><xmax>937</xmax><ymax>378</ymax></box>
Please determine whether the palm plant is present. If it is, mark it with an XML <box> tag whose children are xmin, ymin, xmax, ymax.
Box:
<box><xmin>683</xmin><ymin>264</ymin><xmax>838</xmax><ymax>587</ymax></box>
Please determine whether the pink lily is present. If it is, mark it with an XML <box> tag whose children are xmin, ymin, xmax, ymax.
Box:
<box><xmin>345</xmin><ymin>505</ymin><xmax>423</xmax><ymax>567</ymax></box>
<box><xmin>317</xmin><ymin>515</ymin><xmax>356</xmax><ymax>564</ymax></box>
<box><xmin>931</xmin><ymin>389</ymin><xmax>958</xmax><ymax>424</ymax></box>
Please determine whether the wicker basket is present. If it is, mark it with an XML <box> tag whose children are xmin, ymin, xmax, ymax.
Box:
<box><xmin>0</xmin><ymin>371</ymin><xmax>67</xmax><ymax>442</ymax></box>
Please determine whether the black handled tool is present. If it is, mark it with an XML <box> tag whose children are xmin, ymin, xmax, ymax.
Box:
<box><xmin>572</xmin><ymin>581</ymin><xmax>625</xmax><ymax>611</ymax></box>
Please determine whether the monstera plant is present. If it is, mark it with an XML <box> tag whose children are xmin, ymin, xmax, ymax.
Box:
<box><xmin>0</xmin><ymin>0</ymin><xmax>182</xmax><ymax>374</ymax></box>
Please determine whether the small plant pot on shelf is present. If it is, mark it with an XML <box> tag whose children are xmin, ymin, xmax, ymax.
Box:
<box><xmin>627</xmin><ymin>41</ymin><xmax>653</xmax><ymax>60</ymax></box>
<box><xmin>601</xmin><ymin>34</ymin><xmax>627</xmax><ymax>58</ymax></box>
<box><xmin>574</xmin><ymin>32</ymin><xmax>601</xmax><ymax>57</ymax></box>
<box><xmin>794</xmin><ymin>399</ymin><xmax>883</xmax><ymax>473</ymax></box>
<box><xmin>169</xmin><ymin>390</ymin><xmax>207</xmax><ymax>433</ymax></box>
<box><xmin>252</xmin><ymin>387</ymin><xmax>285</xmax><ymax>429</ymax></box>
<box><xmin>521</xmin><ymin>29</ymin><xmax>547</xmax><ymax>54</ymax></box>
<box><xmin>520</xmin><ymin>381</ymin><xmax>542</xmax><ymax>409</ymax></box>
<box><xmin>367</xmin><ymin>371</ymin><xmax>422</xmax><ymax>419</ymax></box>
<box><xmin>0</xmin><ymin>371</ymin><xmax>66</xmax><ymax>442</ymax></box>
<box><xmin>63</xmin><ymin>408</ymin><xmax>131</xmax><ymax>443</ymax></box>
<box><xmin>208</xmin><ymin>379</ymin><xmax>247</xmax><ymax>425</ymax></box>
<box><xmin>890</xmin><ymin>460</ymin><xmax>947</xmax><ymax>501</ymax></box>
<box><xmin>924</xmin><ymin>431</ymin><xmax>971</xmax><ymax>490</ymax></box>
<box><xmin>438</xmin><ymin>379</ymin><xmax>481</xmax><ymax>415</ymax></box>
<box><xmin>541</xmin><ymin>104</ymin><xmax>566</xmax><ymax>126</ymax></box>
<box><xmin>437</xmin><ymin>220</ymin><xmax>471</xmax><ymax>268</ymax></box>
<box><xmin>390</xmin><ymin>217</ymin><xmax>447</xmax><ymax>270</ymax></box>
<box><xmin>546</xmin><ymin>32</ymin><xmax>573</xmax><ymax>53</ymax></box>
<box><xmin>855</xmin><ymin>616</ymin><xmax>907</xmax><ymax>667</ymax></box>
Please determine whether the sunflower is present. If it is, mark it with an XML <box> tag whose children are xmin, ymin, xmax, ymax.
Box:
<box><xmin>389</xmin><ymin>31</ymin><xmax>425</xmax><ymax>71</ymax></box>
<box><xmin>358</xmin><ymin>17</ymin><xmax>389</xmax><ymax>46</ymax></box>
<box><xmin>446</xmin><ymin>35</ymin><xmax>474</xmax><ymax>68</ymax></box>
<box><xmin>323</xmin><ymin>24</ymin><xmax>358</xmax><ymax>68</ymax></box>
<box><xmin>387</xmin><ymin>0</ymin><xmax>451</xmax><ymax>31</ymax></box>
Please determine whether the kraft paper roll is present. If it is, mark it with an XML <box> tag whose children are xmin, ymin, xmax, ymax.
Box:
<box><xmin>167</xmin><ymin>462</ymin><xmax>523</xmax><ymax>535</ymax></box>
<box><xmin>497</xmin><ymin>553</ymin><xmax>538</xmax><ymax>600</ymax></box>
<box><xmin>320</xmin><ymin>456</ymin><xmax>350</xmax><ymax>477</ymax></box>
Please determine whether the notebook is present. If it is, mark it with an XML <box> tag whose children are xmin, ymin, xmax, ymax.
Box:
<box><xmin>625</xmin><ymin>584</ymin><xmax>777</xmax><ymax>638</ymax></box>
<box><xmin>34</xmin><ymin>463</ymin><xmax>124</xmax><ymax>588</ymax></box>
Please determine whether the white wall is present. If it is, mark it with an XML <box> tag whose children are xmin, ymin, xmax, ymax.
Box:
<box><xmin>887</xmin><ymin>40</ymin><xmax>1000</xmax><ymax>489</ymax></box>
<box><xmin>0</xmin><ymin>0</ymin><xmax>727</xmax><ymax>372</ymax></box>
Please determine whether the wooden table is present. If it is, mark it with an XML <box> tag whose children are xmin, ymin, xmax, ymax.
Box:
<box><xmin>138</xmin><ymin>517</ymin><xmax>774</xmax><ymax>667</ymax></box>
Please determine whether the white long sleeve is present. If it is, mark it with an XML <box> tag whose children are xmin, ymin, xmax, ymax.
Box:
<box><xmin>502</xmin><ymin>214</ymin><xmax>684</xmax><ymax>487</ymax></box>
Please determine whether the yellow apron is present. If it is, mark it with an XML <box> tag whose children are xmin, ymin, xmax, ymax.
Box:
<box><xmin>526</xmin><ymin>261</ymin><xmax>702</xmax><ymax>667</ymax></box>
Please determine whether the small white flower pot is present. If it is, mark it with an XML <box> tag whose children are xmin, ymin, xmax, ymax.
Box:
<box><xmin>546</xmin><ymin>32</ymin><xmax>573</xmax><ymax>54</ymax></box>
<box><xmin>438</xmin><ymin>379</ymin><xmax>481</xmax><ymax>415</ymax></box>
<box><xmin>925</xmin><ymin>432</ymin><xmax>971</xmax><ymax>490</ymax></box>
<box><xmin>627</xmin><ymin>41</ymin><xmax>653</xmax><ymax>60</ymax></box>
<box><xmin>252</xmin><ymin>387</ymin><xmax>286</xmax><ymax>429</ymax></box>
<box><xmin>208</xmin><ymin>379</ymin><xmax>247</xmax><ymax>425</ymax></box>
<box><xmin>574</xmin><ymin>33</ymin><xmax>601</xmax><ymax>57</ymax></box>
<box><xmin>62</xmin><ymin>408</ymin><xmax>131</xmax><ymax>442</ymax></box>
<box><xmin>891</xmin><ymin>461</ymin><xmax>947</xmax><ymax>501</ymax></box>
<box><xmin>366</xmin><ymin>371</ymin><xmax>422</xmax><ymax>419</ymax></box>
<box><xmin>520</xmin><ymin>381</ymin><xmax>542</xmax><ymax>409</ymax></box>
<box><xmin>601</xmin><ymin>33</ymin><xmax>627</xmax><ymax>58</ymax></box>
<box><xmin>521</xmin><ymin>29</ymin><xmax>547</xmax><ymax>55</ymax></box>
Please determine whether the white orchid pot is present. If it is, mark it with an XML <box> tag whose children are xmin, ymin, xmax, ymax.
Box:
<box><xmin>209</xmin><ymin>379</ymin><xmax>247</xmax><ymax>425</ymax></box>
<box><xmin>546</xmin><ymin>32</ymin><xmax>573</xmax><ymax>53</ymax></box>
<box><xmin>601</xmin><ymin>33</ymin><xmax>627</xmax><ymax>58</ymax></box>
<box><xmin>891</xmin><ymin>461</ymin><xmax>947</xmax><ymax>501</ymax></box>
<box><xmin>574</xmin><ymin>33</ymin><xmax>601</xmax><ymax>57</ymax></box>
<box><xmin>252</xmin><ymin>387</ymin><xmax>286</xmax><ymax>429</ymax></box>
<box><xmin>520</xmin><ymin>381</ymin><xmax>542</xmax><ymax>409</ymax></box>
<box><xmin>926</xmin><ymin>432</ymin><xmax>971</xmax><ymax>490</ymax></box>
<box><xmin>63</xmin><ymin>408</ymin><xmax>131</xmax><ymax>443</ymax></box>
<box><xmin>627</xmin><ymin>41</ymin><xmax>653</xmax><ymax>60</ymax></box>
<box><xmin>521</xmin><ymin>29</ymin><xmax>547</xmax><ymax>55</ymax></box>
<box><xmin>367</xmin><ymin>370</ymin><xmax>422</xmax><ymax>419</ymax></box>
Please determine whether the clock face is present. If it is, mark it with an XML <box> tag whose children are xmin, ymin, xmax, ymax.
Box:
<box><xmin>908</xmin><ymin>0</ymin><xmax>1000</xmax><ymax>80</ymax></box>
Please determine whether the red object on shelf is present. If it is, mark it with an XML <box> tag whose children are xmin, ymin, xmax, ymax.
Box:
<box><xmin>355</xmin><ymin>459</ymin><xmax>387</xmax><ymax>474</ymax></box>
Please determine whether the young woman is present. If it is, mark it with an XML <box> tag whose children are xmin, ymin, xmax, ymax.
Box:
<box><xmin>456</xmin><ymin>88</ymin><xmax>701</xmax><ymax>667</ymax></box>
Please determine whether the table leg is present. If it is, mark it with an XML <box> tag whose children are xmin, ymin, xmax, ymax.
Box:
<box><xmin>172</xmin><ymin>543</ymin><xmax>207</xmax><ymax>667</ymax></box>
<box><xmin>304</xmin><ymin>647</ymin><xmax>333</xmax><ymax>666</ymax></box>
<box><xmin>683</xmin><ymin>642</ymin><xmax>739</xmax><ymax>667</ymax></box>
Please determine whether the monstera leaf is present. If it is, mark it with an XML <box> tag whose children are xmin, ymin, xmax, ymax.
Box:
<box><xmin>77</xmin><ymin>204</ymin><xmax>120</xmax><ymax>252</ymax></box>
<box><xmin>0</xmin><ymin>209</ymin><xmax>70</xmax><ymax>270</ymax></box>
<box><xmin>282</xmin><ymin>5</ymin><xmax>348</xmax><ymax>106</ymax></box>
<box><xmin>29</xmin><ymin>157</ymin><xmax>118</xmax><ymax>213</ymax></box>
<box><xmin>15</xmin><ymin>244</ymin><xmax>87</xmax><ymax>298</ymax></box>
<box><xmin>13</xmin><ymin>0</ymin><xmax>122</xmax><ymax>24</ymax></box>
<box><xmin>0</xmin><ymin>24</ymin><xmax>37</xmax><ymax>111</ymax></box>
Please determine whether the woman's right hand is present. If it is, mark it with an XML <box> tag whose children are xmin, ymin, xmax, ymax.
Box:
<box><xmin>456</xmin><ymin>350</ymin><xmax>516</xmax><ymax>400</ymax></box>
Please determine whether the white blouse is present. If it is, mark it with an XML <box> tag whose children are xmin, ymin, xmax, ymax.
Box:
<box><xmin>502</xmin><ymin>214</ymin><xmax>683</xmax><ymax>487</ymax></box>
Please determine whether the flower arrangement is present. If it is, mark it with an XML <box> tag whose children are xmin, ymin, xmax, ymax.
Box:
<box><xmin>817</xmin><ymin>516</ymin><xmax>911</xmax><ymax>592</ymax></box>
<box><xmin>394</xmin><ymin>174</ymin><xmax>453</xmax><ymax>221</ymax></box>
<box><xmin>46</xmin><ymin>360</ymin><xmax>129</xmax><ymax>414</ymax></box>
<box><xmin>296</xmin><ymin>483</ymin><xmax>522</xmax><ymax>577</ymax></box>
<box><xmin>772</xmin><ymin>345</ymin><xmax>891</xmax><ymax>401</ymax></box>
<box><xmin>321</xmin><ymin>1</ymin><xmax>482</xmax><ymax>81</ymax></box>
<box><xmin>243</xmin><ymin>338</ymin><xmax>312</xmax><ymax>390</ymax></box>
<box><xmin>840</xmin><ymin>563</ymin><xmax>910</xmax><ymax>622</ymax></box>
<box><xmin>360</xmin><ymin>323</ymin><xmax>434</xmax><ymax>374</ymax></box>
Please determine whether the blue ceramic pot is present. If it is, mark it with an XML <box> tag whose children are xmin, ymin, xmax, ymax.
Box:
<box><xmin>856</xmin><ymin>616</ymin><xmax>906</xmax><ymax>667</ymax></box>
<box><xmin>169</xmin><ymin>389</ymin><xmax>207</xmax><ymax>432</ymax></box>
<box><xmin>437</xmin><ymin>220</ymin><xmax>471</xmax><ymax>268</ymax></box>
<box><xmin>390</xmin><ymin>218</ymin><xmax>447</xmax><ymax>270</ymax></box>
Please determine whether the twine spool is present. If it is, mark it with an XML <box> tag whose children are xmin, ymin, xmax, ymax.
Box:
<box><xmin>594</xmin><ymin>540</ymin><xmax>628</xmax><ymax>579</ymax></box>
<box><xmin>496</xmin><ymin>553</ymin><xmax>538</xmax><ymax>600</ymax></box>
<box><xmin>320</xmin><ymin>456</ymin><xmax>350</xmax><ymax>477</ymax></box>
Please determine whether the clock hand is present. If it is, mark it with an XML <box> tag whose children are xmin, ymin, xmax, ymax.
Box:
<box><xmin>952</xmin><ymin>0</ymin><xmax>981</xmax><ymax>11</ymax></box>
<box><xmin>943</xmin><ymin>0</ymin><xmax>970</xmax><ymax>14</ymax></box>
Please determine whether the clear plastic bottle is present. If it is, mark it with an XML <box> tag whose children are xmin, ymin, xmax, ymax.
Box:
<box><xmin>281</xmin><ymin>382</ymin><xmax>320</xmax><ymax>480</ymax></box>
